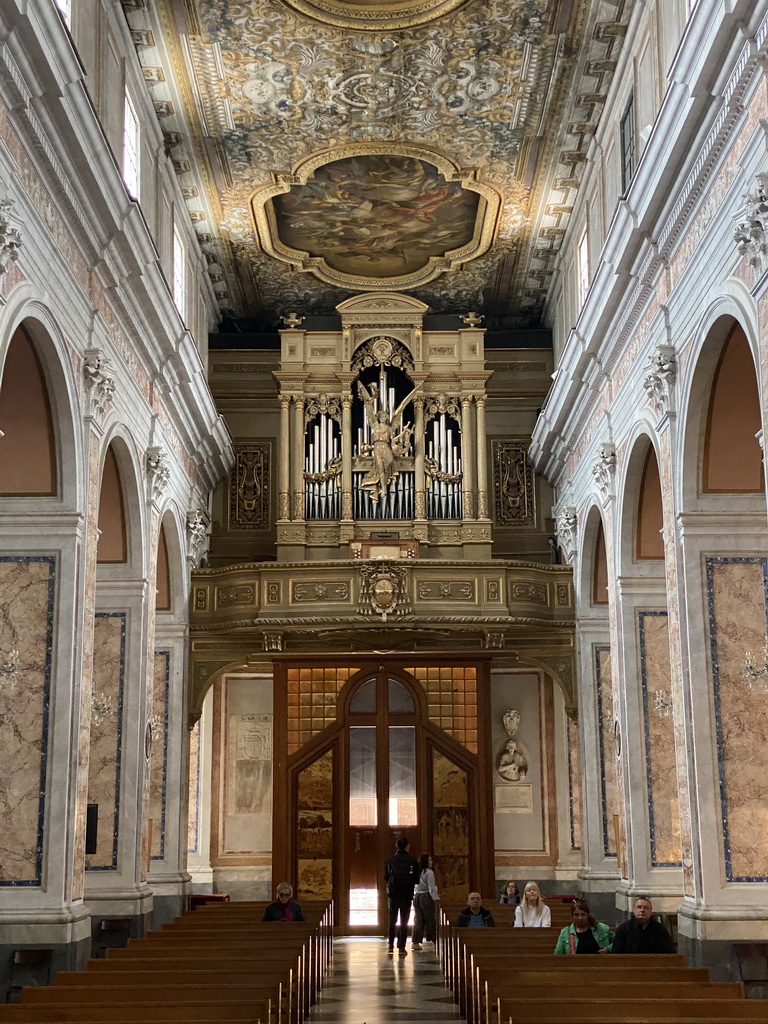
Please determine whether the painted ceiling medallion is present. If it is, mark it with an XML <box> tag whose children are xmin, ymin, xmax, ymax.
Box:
<box><xmin>279</xmin><ymin>0</ymin><xmax>469</xmax><ymax>31</ymax></box>
<box><xmin>252</xmin><ymin>146</ymin><xmax>501</xmax><ymax>292</ymax></box>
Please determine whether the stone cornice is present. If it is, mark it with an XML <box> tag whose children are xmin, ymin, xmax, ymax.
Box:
<box><xmin>530</xmin><ymin>2</ymin><xmax>768</xmax><ymax>485</ymax></box>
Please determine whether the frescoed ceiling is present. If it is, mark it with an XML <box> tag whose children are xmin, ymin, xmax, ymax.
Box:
<box><xmin>122</xmin><ymin>0</ymin><xmax>631</xmax><ymax>328</ymax></box>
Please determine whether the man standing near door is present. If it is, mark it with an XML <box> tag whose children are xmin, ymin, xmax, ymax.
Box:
<box><xmin>384</xmin><ymin>837</ymin><xmax>419</xmax><ymax>956</ymax></box>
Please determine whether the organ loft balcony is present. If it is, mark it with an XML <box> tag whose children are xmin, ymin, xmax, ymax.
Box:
<box><xmin>193</xmin><ymin>293</ymin><xmax>574</xmax><ymax>719</ymax></box>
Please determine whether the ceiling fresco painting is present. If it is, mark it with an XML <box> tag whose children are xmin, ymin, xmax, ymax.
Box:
<box><xmin>270</xmin><ymin>156</ymin><xmax>481</xmax><ymax>280</ymax></box>
<box><xmin>122</xmin><ymin>0</ymin><xmax>632</xmax><ymax>326</ymax></box>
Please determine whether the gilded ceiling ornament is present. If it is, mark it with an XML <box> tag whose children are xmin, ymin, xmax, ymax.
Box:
<box><xmin>277</xmin><ymin>0</ymin><xmax>470</xmax><ymax>31</ymax></box>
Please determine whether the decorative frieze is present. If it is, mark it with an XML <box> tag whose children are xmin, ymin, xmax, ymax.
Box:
<box><xmin>734</xmin><ymin>176</ymin><xmax>768</xmax><ymax>269</ymax></box>
<box><xmin>417</xmin><ymin>580</ymin><xmax>475</xmax><ymax>601</ymax></box>
<box><xmin>292</xmin><ymin>581</ymin><xmax>349</xmax><ymax>602</ymax></box>
<box><xmin>642</xmin><ymin>344</ymin><xmax>676</xmax><ymax>417</ymax></box>
<box><xmin>145</xmin><ymin>446</ymin><xmax>170</xmax><ymax>503</ymax></box>
<box><xmin>0</xmin><ymin>185</ymin><xmax>22</xmax><ymax>279</ymax></box>
<box><xmin>228</xmin><ymin>442</ymin><xmax>271</xmax><ymax>530</ymax></box>
<box><xmin>555</xmin><ymin>506</ymin><xmax>577</xmax><ymax>564</ymax></box>
<box><xmin>492</xmin><ymin>440</ymin><xmax>535</xmax><ymax>527</ymax></box>
<box><xmin>591</xmin><ymin>442</ymin><xmax>616</xmax><ymax>499</ymax></box>
<box><xmin>83</xmin><ymin>349</ymin><xmax>116</xmax><ymax>422</ymax></box>
<box><xmin>186</xmin><ymin>509</ymin><xmax>210</xmax><ymax>567</ymax></box>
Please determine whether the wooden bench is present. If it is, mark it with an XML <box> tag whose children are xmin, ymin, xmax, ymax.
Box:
<box><xmin>0</xmin><ymin>1001</ymin><xmax>272</xmax><ymax>1022</ymax></box>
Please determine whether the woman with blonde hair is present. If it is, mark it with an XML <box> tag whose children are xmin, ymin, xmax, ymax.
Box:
<box><xmin>514</xmin><ymin>881</ymin><xmax>551</xmax><ymax>927</ymax></box>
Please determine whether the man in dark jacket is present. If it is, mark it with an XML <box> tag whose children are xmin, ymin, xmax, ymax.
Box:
<box><xmin>612</xmin><ymin>896</ymin><xmax>675</xmax><ymax>953</ymax></box>
<box><xmin>456</xmin><ymin>891</ymin><xmax>496</xmax><ymax>927</ymax></box>
<box><xmin>384</xmin><ymin>837</ymin><xmax>420</xmax><ymax>955</ymax></box>
<box><xmin>262</xmin><ymin>882</ymin><xmax>305</xmax><ymax>922</ymax></box>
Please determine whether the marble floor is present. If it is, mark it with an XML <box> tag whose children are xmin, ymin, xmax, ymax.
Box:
<box><xmin>308</xmin><ymin>937</ymin><xmax>464</xmax><ymax>1024</ymax></box>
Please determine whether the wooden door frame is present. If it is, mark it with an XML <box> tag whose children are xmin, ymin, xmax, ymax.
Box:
<box><xmin>272</xmin><ymin>656</ymin><xmax>495</xmax><ymax>930</ymax></box>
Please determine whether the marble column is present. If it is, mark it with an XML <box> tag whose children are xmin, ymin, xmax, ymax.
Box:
<box><xmin>278</xmin><ymin>395</ymin><xmax>291</xmax><ymax>522</ymax></box>
<box><xmin>476</xmin><ymin>395</ymin><xmax>489</xmax><ymax>520</ymax></box>
<box><xmin>461</xmin><ymin>396</ymin><xmax>475</xmax><ymax>520</ymax></box>
<box><xmin>85</xmin><ymin>578</ymin><xmax>153</xmax><ymax>932</ymax></box>
<box><xmin>674</xmin><ymin>509</ymin><xmax>768</xmax><ymax>939</ymax></box>
<box><xmin>292</xmin><ymin>396</ymin><xmax>305</xmax><ymax>522</ymax></box>
<box><xmin>0</xmin><ymin>525</ymin><xmax>92</xmax><ymax>967</ymax></box>
<box><xmin>613</xmin><ymin>577</ymin><xmax>683</xmax><ymax>910</ymax></box>
<box><xmin>187</xmin><ymin>687</ymin><xmax>214</xmax><ymax>893</ymax></box>
<box><xmin>575</xmin><ymin>618</ymin><xmax>620</xmax><ymax>893</ymax></box>
<box><xmin>147</xmin><ymin>622</ymin><xmax>191</xmax><ymax>925</ymax></box>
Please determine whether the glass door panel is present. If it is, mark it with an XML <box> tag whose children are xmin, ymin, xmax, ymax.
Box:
<box><xmin>349</xmin><ymin>725</ymin><xmax>378</xmax><ymax>926</ymax></box>
<box><xmin>388</xmin><ymin>725</ymin><xmax>416</xmax><ymax>827</ymax></box>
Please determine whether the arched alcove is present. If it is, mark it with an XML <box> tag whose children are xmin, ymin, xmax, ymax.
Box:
<box><xmin>636</xmin><ymin>446</ymin><xmax>664</xmax><ymax>560</ymax></box>
<box><xmin>703</xmin><ymin>323</ymin><xmax>763</xmax><ymax>493</ymax></box>
<box><xmin>593</xmin><ymin>518</ymin><xmax>609</xmax><ymax>605</ymax></box>
<box><xmin>155</xmin><ymin>523</ymin><xmax>171</xmax><ymax>610</ymax></box>
<box><xmin>97</xmin><ymin>445</ymin><xmax>128</xmax><ymax>564</ymax></box>
<box><xmin>0</xmin><ymin>324</ymin><xmax>57</xmax><ymax>495</ymax></box>
<box><xmin>95</xmin><ymin>433</ymin><xmax>146</xmax><ymax>576</ymax></box>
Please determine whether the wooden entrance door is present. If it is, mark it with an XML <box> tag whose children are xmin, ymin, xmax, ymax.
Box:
<box><xmin>275</xmin><ymin>661</ymin><xmax>493</xmax><ymax>934</ymax></box>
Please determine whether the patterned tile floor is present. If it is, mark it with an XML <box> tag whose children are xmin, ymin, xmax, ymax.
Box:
<box><xmin>308</xmin><ymin>937</ymin><xmax>464</xmax><ymax>1024</ymax></box>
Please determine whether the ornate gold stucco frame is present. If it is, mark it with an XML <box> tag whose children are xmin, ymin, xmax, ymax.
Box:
<box><xmin>250</xmin><ymin>143</ymin><xmax>502</xmax><ymax>293</ymax></box>
<box><xmin>279</xmin><ymin>0</ymin><xmax>469</xmax><ymax>31</ymax></box>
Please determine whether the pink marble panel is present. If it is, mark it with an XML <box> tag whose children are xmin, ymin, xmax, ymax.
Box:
<box><xmin>709</xmin><ymin>559</ymin><xmax>768</xmax><ymax>881</ymax></box>
<box><xmin>85</xmin><ymin>612</ymin><xmax>125</xmax><ymax>870</ymax></box>
<box><xmin>149</xmin><ymin>651</ymin><xmax>169</xmax><ymax>860</ymax></box>
<box><xmin>596</xmin><ymin>645</ymin><xmax>618</xmax><ymax>857</ymax></box>
<box><xmin>187</xmin><ymin>718</ymin><xmax>201</xmax><ymax>855</ymax></box>
<box><xmin>639</xmin><ymin>611</ymin><xmax>682</xmax><ymax>866</ymax></box>
<box><xmin>0</xmin><ymin>557</ymin><xmax>55</xmax><ymax>884</ymax></box>
<box><xmin>567</xmin><ymin>715</ymin><xmax>582</xmax><ymax>852</ymax></box>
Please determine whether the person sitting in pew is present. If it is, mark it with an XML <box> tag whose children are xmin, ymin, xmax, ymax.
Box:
<box><xmin>262</xmin><ymin>882</ymin><xmax>305</xmax><ymax>922</ymax></box>
<box><xmin>499</xmin><ymin>880</ymin><xmax>520</xmax><ymax>905</ymax></box>
<box><xmin>456</xmin><ymin>891</ymin><xmax>496</xmax><ymax>927</ymax></box>
<box><xmin>554</xmin><ymin>900</ymin><xmax>613</xmax><ymax>954</ymax></box>
<box><xmin>514</xmin><ymin>881</ymin><xmax>551</xmax><ymax>927</ymax></box>
<box><xmin>612</xmin><ymin>896</ymin><xmax>675</xmax><ymax>953</ymax></box>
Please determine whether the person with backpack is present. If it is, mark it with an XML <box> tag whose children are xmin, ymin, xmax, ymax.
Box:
<box><xmin>384</xmin><ymin>836</ymin><xmax>419</xmax><ymax>956</ymax></box>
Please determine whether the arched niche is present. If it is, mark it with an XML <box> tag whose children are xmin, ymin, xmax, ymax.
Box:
<box><xmin>0</xmin><ymin>316</ymin><xmax>79</xmax><ymax>507</ymax></box>
<box><xmin>578</xmin><ymin>504</ymin><xmax>610</xmax><ymax>610</ymax></box>
<box><xmin>96</xmin><ymin>433</ymin><xmax>146</xmax><ymax>577</ymax></box>
<box><xmin>155</xmin><ymin>507</ymin><xmax>186</xmax><ymax>618</ymax></box>
<box><xmin>617</xmin><ymin>432</ymin><xmax>665</xmax><ymax>575</ymax></box>
<box><xmin>703</xmin><ymin>323</ymin><xmax>763</xmax><ymax>494</ymax></box>
<box><xmin>681</xmin><ymin>313</ymin><xmax>764</xmax><ymax>514</ymax></box>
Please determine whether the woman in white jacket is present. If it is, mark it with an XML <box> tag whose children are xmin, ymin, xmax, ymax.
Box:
<box><xmin>412</xmin><ymin>853</ymin><xmax>439</xmax><ymax>949</ymax></box>
<box><xmin>514</xmin><ymin>881</ymin><xmax>551</xmax><ymax>927</ymax></box>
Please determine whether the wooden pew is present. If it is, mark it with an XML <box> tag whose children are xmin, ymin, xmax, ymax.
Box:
<box><xmin>496</xmin><ymin>997</ymin><xmax>768</xmax><ymax>1021</ymax></box>
<box><xmin>0</xmin><ymin>900</ymin><xmax>333</xmax><ymax>1024</ymax></box>
<box><xmin>0</xmin><ymin>1002</ymin><xmax>272</xmax><ymax>1022</ymax></box>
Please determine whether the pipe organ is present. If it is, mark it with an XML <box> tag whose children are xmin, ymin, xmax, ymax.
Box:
<box><xmin>274</xmin><ymin>292</ymin><xmax>492</xmax><ymax>561</ymax></box>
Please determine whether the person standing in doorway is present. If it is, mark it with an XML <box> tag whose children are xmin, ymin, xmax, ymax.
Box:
<box><xmin>412</xmin><ymin>853</ymin><xmax>439</xmax><ymax>950</ymax></box>
<box><xmin>384</xmin><ymin>837</ymin><xmax>419</xmax><ymax>956</ymax></box>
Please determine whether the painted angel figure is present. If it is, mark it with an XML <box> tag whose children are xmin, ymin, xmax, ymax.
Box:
<box><xmin>357</xmin><ymin>380</ymin><xmax>422</xmax><ymax>504</ymax></box>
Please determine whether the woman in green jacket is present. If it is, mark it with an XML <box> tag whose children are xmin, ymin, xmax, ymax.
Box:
<box><xmin>554</xmin><ymin>900</ymin><xmax>613</xmax><ymax>954</ymax></box>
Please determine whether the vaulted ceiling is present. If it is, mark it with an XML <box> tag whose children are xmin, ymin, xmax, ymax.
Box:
<box><xmin>122</xmin><ymin>0</ymin><xmax>630</xmax><ymax>328</ymax></box>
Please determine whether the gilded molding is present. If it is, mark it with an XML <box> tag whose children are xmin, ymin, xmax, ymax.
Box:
<box><xmin>279</xmin><ymin>0</ymin><xmax>468</xmax><ymax>30</ymax></box>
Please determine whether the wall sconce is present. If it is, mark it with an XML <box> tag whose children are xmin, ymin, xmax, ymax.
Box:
<box><xmin>652</xmin><ymin>689</ymin><xmax>673</xmax><ymax>718</ymax></box>
<box><xmin>744</xmin><ymin>639</ymin><xmax>768</xmax><ymax>689</ymax></box>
